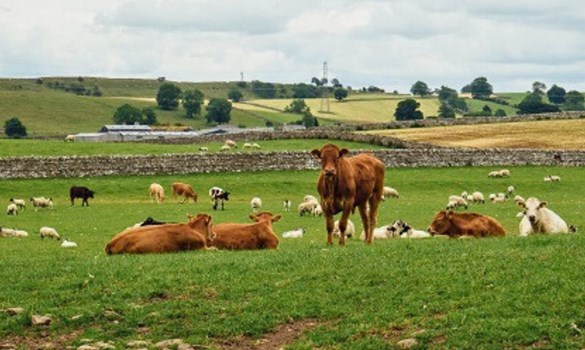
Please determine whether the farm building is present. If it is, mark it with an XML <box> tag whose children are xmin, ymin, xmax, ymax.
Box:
<box><xmin>74</xmin><ymin>124</ymin><xmax>199</xmax><ymax>142</ymax></box>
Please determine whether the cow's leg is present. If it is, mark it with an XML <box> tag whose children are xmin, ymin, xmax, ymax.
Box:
<box><xmin>221</xmin><ymin>200</ymin><xmax>225</xmax><ymax>211</ymax></box>
<box><xmin>325</xmin><ymin>214</ymin><xmax>334</xmax><ymax>245</ymax></box>
<box><xmin>367</xmin><ymin>198</ymin><xmax>381</xmax><ymax>244</ymax></box>
<box><xmin>338</xmin><ymin>209</ymin><xmax>352</xmax><ymax>246</ymax></box>
<box><xmin>358</xmin><ymin>205</ymin><xmax>371</xmax><ymax>243</ymax></box>
<box><xmin>213</xmin><ymin>200</ymin><xmax>218</xmax><ymax>210</ymax></box>
<box><xmin>70</xmin><ymin>198</ymin><xmax>74</xmax><ymax>206</ymax></box>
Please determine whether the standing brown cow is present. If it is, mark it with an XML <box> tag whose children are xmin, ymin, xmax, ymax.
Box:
<box><xmin>171</xmin><ymin>182</ymin><xmax>198</xmax><ymax>204</ymax></box>
<box><xmin>311</xmin><ymin>144</ymin><xmax>385</xmax><ymax>245</ymax></box>
<box><xmin>428</xmin><ymin>210</ymin><xmax>506</xmax><ymax>238</ymax></box>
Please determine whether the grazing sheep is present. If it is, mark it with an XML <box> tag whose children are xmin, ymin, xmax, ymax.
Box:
<box><xmin>198</xmin><ymin>146</ymin><xmax>209</xmax><ymax>152</ymax></box>
<box><xmin>461</xmin><ymin>191</ymin><xmax>468</xmax><ymax>198</ymax></box>
<box><xmin>61</xmin><ymin>239</ymin><xmax>78</xmax><ymax>248</ymax></box>
<box><xmin>283</xmin><ymin>199</ymin><xmax>292</xmax><ymax>212</ymax></box>
<box><xmin>447</xmin><ymin>195</ymin><xmax>468</xmax><ymax>210</ymax></box>
<box><xmin>312</xmin><ymin>204</ymin><xmax>324</xmax><ymax>217</ymax></box>
<box><xmin>64</xmin><ymin>134</ymin><xmax>75</xmax><ymax>142</ymax></box>
<box><xmin>40</xmin><ymin>227</ymin><xmax>61</xmax><ymax>240</ymax></box>
<box><xmin>282</xmin><ymin>228</ymin><xmax>305</xmax><ymax>238</ymax></box>
<box><xmin>252</xmin><ymin>143</ymin><xmax>261</xmax><ymax>149</ymax></box>
<box><xmin>471</xmin><ymin>191</ymin><xmax>485</xmax><ymax>204</ymax></box>
<box><xmin>517</xmin><ymin>197</ymin><xmax>572</xmax><ymax>236</ymax></box>
<box><xmin>507</xmin><ymin>185</ymin><xmax>515</xmax><ymax>194</ymax></box>
<box><xmin>548</xmin><ymin>175</ymin><xmax>561</xmax><ymax>182</ymax></box>
<box><xmin>243</xmin><ymin>143</ymin><xmax>253</xmax><ymax>149</ymax></box>
<box><xmin>0</xmin><ymin>228</ymin><xmax>28</xmax><ymax>237</ymax></box>
<box><xmin>387</xmin><ymin>219</ymin><xmax>431</xmax><ymax>239</ymax></box>
<box><xmin>333</xmin><ymin>219</ymin><xmax>355</xmax><ymax>238</ymax></box>
<box><xmin>298</xmin><ymin>201</ymin><xmax>317</xmax><ymax>216</ymax></box>
<box><xmin>492</xmin><ymin>196</ymin><xmax>507</xmax><ymax>204</ymax></box>
<box><xmin>250</xmin><ymin>197</ymin><xmax>262</xmax><ymax>212</ymax></box>
<box><xmin>220</xmin><ymin>144</ymin><xmax>231</xmax><ymax>152</ymax></box>
<box><xmin>30</xmin><ymin>197</ymin><xmax>53</xmax><ymax>211</ymax></box>
<box><xmin>9</xmin><ymin>198</ymin><xmax>26</xmax><ymax>210</ymax></box>
<box><xmin>382</xmin><ymin>186</ymin><xmax>399</xmax><ymax>200</ymax></box>
<box><xmin>7</xmin><ymin>203</ymin><xmax>18</xmax><ymax>216</ymax></box>
<box><xmin>149</xmin><ymin>183</ymin><xmax>165</xmax><ymax>204</ymax></box>
<box><xmin>488</xmin><ymin>171</ymin><xmax>501</xmax><ymax>178</ymax></box>
<box><xmin>224</xmin><ymin>140</ymin><xmax>237</xmax><ymax>148</ymax></box>
<box><xmin>499</xmin><ymin>169</ymin><xmax>511</xmax><ymax>177</ymax></box>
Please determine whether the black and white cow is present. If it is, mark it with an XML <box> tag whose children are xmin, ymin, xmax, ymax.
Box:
<box><xmin>209</xmin><ymin>187</ymin><xmax>230</xmax><ymax>210</ymax></box>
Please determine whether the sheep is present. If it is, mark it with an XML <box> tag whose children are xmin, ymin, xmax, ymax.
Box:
<box><xmin>252</xmin><ymin>143</ymin><xmax>261</xmax><ymax>149</ymax></box>
<box><xmin>488</xmin><ymin>171</ymin><xmax>501</xmax><ymax>178</ymax></box>
<box><xmin>220</xmin><ymin>145</ymin><xmax>231</xmax><ymax>152</ymax></box>
<box><xmin>0</xmin><ymin>228</ymin><xmax>27</xmax><ymax>237</ymax></box>
<box><xmin>507</xmin><ymin>185</ymin><xmax>515</xmax><ymax>194</ymax></box>
<box><xmin>303</xmin><ymin>195</ymin><xmax>318</xmax><ymax>203</ymax></box>
<box><xmin>298</xmin><ymin>201</ymin><xmax>318</xmax><ymax>216</ymax></box>
<box><xmin>492</xmin><ymin>196</ymin><xmax>507</xmax><ymax>204</ymax></box>
<box><xmin>461</xmin><ymin>191</ymin><xmax>468</xmax><ymax>198</ymax></box>
<box><xmin>283</xmin><ymin>199</ymin><xmax>292</xmax><ymax>212</ymax></box>
<box><xmin>9</xmin><ymin>198</ymin><xmax>26</xmax><ymax>210</ymax></box>
<box><xmin>359</xmin><ymin>225</ymin><xmax>392</xmax><ymax>240</ymax></box>
<box><xmin>13</xmin><ymin>229</ymin><xmax>28</xmax><ymax>237</ymax></box>
<box><xmin>499</xmin><ymin>169</ymin><xmax>511</xmax><ymax>177</ymax></box>
<box><xmin>30</xmin><ymin>197</ymin><xmax>53</xmax><ymax>211</ymax></box>
<box><xmin>549</xmin><ymin>175</ymin><xmax>561</xmax><ymax>182</ymax></box>
<box><xmin>243</xmin><ymin>143</ymin><xmax>253</xmax><ymax>149</ymax></box>
<box><xmin>382</xmin><ymin>186</ymin><xmax>399</xmax><ymax>200</ymax></box>
<box><xmin>40</xmin><ymin>227</ymin><xmax>61</xmax><ymax>240</ymax></box>
<box><xmin>224</xmin><ymin>140</ymin><xmax>237</xmax><ymax>148</ymax></box>
<box><xmin>64</xmin><ymin>134</ymin><xmax>75</xmax><ymax>142</ymax></box>
<box><xmin>198</xmin><ymin>146</ymin><xmax>209</xmax><ymax>152</ymax></box>
<box><xmin>282</xmin><ymin>228</ymin><xmax>305</xmax><ymax>238</ymax></box>
<box><xmin>447</xmin><ymin>195</ymin><xmax>468</xmax><ymax>209</ymax></box>
<box><xmin>517</xmin><ymin>197</ymin><xmax>572</xmax><ymax>236</ymax></box>
<box><xmin>250</xmin><ymin>197</ymin><xmax>262</xmax><ymax>212</ymax></box>
<box><xmin>387</xmin><ymin>219</ymin><xmax>431</xmax><ymax>239</ymax></box>
<box><xmin>333</xmin><ymin>219</ymin><xmax>355</xmax><ymax>238</ymax></box>
<box><xmin>312</xmin><ymin>204</ymin><xmax>324</xmax><ymax>217</ymax></box>
<box><xmin>489</xmin><ymin>193</ymin><xmax>496</xmax><ymax>201</ymax></box>
<box><xmin>471</xmin><ymin>191</ymin><xmax>485</xmax><ymax>204</ymax></box>
<box><xmin>7</xmin><ymin>203</ymin><xmax>18</xmax><ymax>216</ymax></box>
<box><xmin>61</xmin><ymin>239</ymin><xmax>78</xmax><ymax>248</ymax></box>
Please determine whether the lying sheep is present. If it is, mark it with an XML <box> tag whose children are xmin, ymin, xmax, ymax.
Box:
<box><xmin>282</xmin><ymin>228</ymin><xmax>305</xmax><ymax>238</ymax></box>
<box><xmin>250</xmin><ymin>197</ymin><xmax>262</xmax><ymax>212</ymax></box>
<box><xmin>198</xmin><ymin>146</ymin><xmax>209</xmax><ymax>152</ymax></box>
<box><xmin>382</xmin><ymin>186</ymin><xmax>399</xmax><ymax>200</ymax></box>
<box><xmin>30</xmin><ymin>197</ymin><xmax>54</xmax><ymax>211</ymax></box>
<box><xmin>359</xmin><ymin>225</ymin><xmax>392</xmax><ymax>240</ymax></box>
<box><xmin>7</xmin><ymin>203</ymin><xmax>18</xmax><ymax>216</ymax></box>
<box><xmin>387</xmin><ymin>219</ymin><xmax>431</xmax><ymax>239</ymax></box>
<box><xmin>499</xmin><ymin>169</ymin><xmax>511</xmax><ymax>177</ymax></box>
<box><xmin>220</xmin><ymin>145</ymin><xmax>231</xmax><ymax>152</ymax></box>
<box><xmin>544</xmin><ymin>175</ymin><xmax>561</xmax><ymax>182</ymax></box>
<box><xmin>61</xmin><ymin>239</ymin><xmax>78</xmax><ymax>248</ymax></box>
<box><xmin>9</xmin><ymin>198</ymin><xmax>26</xmax><ymax>210</ymax></box>
<box><xmin>333</xmin><ymin>219</ymin><xmax>355</xmax><ymax>238</ymax></box>
<box><xmin>1</xmin><ymin>228</ymin><xmax>28</xmax><ymax>237</ymax></box>
<box><xmin>40</xmin><ymin>227</ymin><xmax>61</xmax><ymax>240</ymax></box>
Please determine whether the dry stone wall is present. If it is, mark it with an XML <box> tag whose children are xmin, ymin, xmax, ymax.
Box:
<box><xmin>1</xmin><ymin>148</ymin><xmax>584</xmax><ymax>179</ymax></box>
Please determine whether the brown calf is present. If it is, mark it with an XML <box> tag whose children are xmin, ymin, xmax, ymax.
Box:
<box><xmin>210</xmin><ymin>212</ymin><xmax>281</xmax><ymax>250</ymax></box>
<box><xmin>171</xmin><ymin>182</ymin><xmax>198</xmax><ymax>204</ymax></box>
<box><xmin>428</xmin><ymin>210</ymin><xmax>506</xmax><ymax>238</ymax></box>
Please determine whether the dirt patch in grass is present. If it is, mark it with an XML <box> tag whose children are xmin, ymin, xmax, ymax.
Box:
<box><xmin>0</xmin><ymin>330</ymin><xmax>82</xmax><ymax>350</ymax></box>
<box><xmin>216</xmin><ymin>319</ymin><xmax>322</xmax><ymax>350</ymax></box>
<box><xmin>366</xmin><ymin>119</ymin><xmax>585</xmax><ymax>149</ymax></box>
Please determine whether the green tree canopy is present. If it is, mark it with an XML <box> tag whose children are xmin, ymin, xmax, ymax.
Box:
<box><xmin>113</xmin><ymin>104</ymin><xmax>144</xmax><ymax>124</ymax></box>
<box><xmin>206</xmin><ymin>98</ymin><xmax>232</xmax><ymax>124</ymax></box>
<box><xmin>331</xmin><ymin>78</ymin><xmax>342</xmax><ymax>88</ymax></box>
<box><xmin>292</xmin><ymin>83</ymin><xmax>321</xmax><ymax>98</ymax></box>
<box><xmin>227</xmin><ymin>89</ymin><xmax>244</xmax><ymax>102</ymax></box>
<box><xmin>284</xmin><ymin>99</ymin><xmax>311</xmax><ymax>114</ymax></box>
<box><xmin>394</xmin><ymin>98</ymin><xmax>424</xmax><ymax>121</ymax></box>
<box><xmin>182</xmin><ymin>89</ymin><xmax>205</xmax><ymax>118</ymax></box>
<box><xmin>547</xmin><ymin>84</ymin><xmax>566</xmax><ymax>104</ymax></box>
<box><xmin>518</xmin><ymin>93</ymin><xmax>560</xmax><ymax>114</ymax></box>
<box><xmin>410</xmin><ymin>81</ymin><xmax>430</xmax><ymax>97</ymax></box>
<box><xmin>334</xmin><ymin>88</ymin><xmax>348</xmax><ymax>101</ymax></box>
<box><xmin>4</xmin><ymin>117</ymin><xmax>27</xmax><ymax>138</ymax></box>
<box><xmin>142</xmin><ymin>108</ymin><xmax>158</xmax><ymax>125</ymax></box>
<box><xmin>156</xmin><ymin>83</ymin><xmax>182</xmax><ymax>110</ymax></box>
<box><xmin>250</xmin><ymin>80</ymin><xmax>276</xmax><ymax>99</ymax></box>
<box><xmin>469</xmin><ymin>77</ymin><xmax>493</xmax><ymax>99</ymax></box>
<box><xmin>564</xmin><ymin>90</ymin><xmax>585</xmax><ymax>111</ymax></box>
<box><xmin>532</xmin><ymin>81</ymin><xmax>547</xmax><ymax>94</ymax></box>
<box><xmin>438</xmin><ymin>86</ymin><xmax>458</xmax><ymax>101</ymax></box>
<box><xmin>438</xmin><ymin>85</ymin><xmax>468</xmax><ymax>113</ymax></box>
<box><xmin>438</xmin><ymin>102</ymin><xmax>455</xmax><ymax>118</ymax></box>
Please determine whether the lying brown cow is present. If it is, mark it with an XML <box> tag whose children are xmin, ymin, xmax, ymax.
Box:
<box><xmin>210</xmin><ymin>212</ymin><xmax>281</xmax><ymax>250</ymax></box>
<box><xmin>311</xmin><ymin>144</ymin><xmax>385</xmax><ymax>245</ymax></box>
<box><xmin>171</xmin><ymin>182</ymin><xmax>198</xmax><ymax>204</ymax></box>
<box><xmin>104</xmin><ymin>213</ymin><xmax>215</xmax><ymax>254</ymax></box>
<box><xmin>428</xmin><ymin>210</ymin><xmax>506</xmax><ymax>238</ymax></box>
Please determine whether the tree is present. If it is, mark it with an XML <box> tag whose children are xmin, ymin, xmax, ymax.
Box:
<box><xmin>331</xmin><ymin>78</ymin><xmax>342</xmax><ymax>88</ymax></box>
<box><xmin>334</xmin><ymin>88</ymin><xmax>348</xmax><ymax>101</ymax></box>
<box><xmin>142</xmin><ymin>108</ymin><xmax>157</xmax><ymax>125</ymax></box>
<box><xmin>517</xmin><ymin>93</ymin><xmax>560</xmax><ymax>114</ymax></box>
<box><xmin>438</xmin><ymin>102</ymin><xmax>455</xmax><ymax>118</ymax></box>
<box><xmin>311</xmin><ymin>77</ymin><xmax>322</xmax><ymax>86</ymax></box>
<box><xmin>469</xmin><ymin>77</ymin><xmax>493</xmax><ymax>99</ymax></box>
<box><xmin>250</xmin><ymin>80</ymin><xmax>276</xmax><ymax>99</ymax></box>
<box><xmin>482</xmin><ymin>105</ymin><xmax>492</xmax><ymax>114</ymax></box>
<box><xmin>182</xmin><ymin>89</ymin><xmax>204</xmax><ymax>118</ymax></box>
<box><xmin>410</xmin><ymin>81</ymin><xmax>430</xmax><ymax>97</ymax></box>
<box><xmin>547</xmin><ymin>84</ymin><xmax>567</xmax><ymax>104</ymax></box>
<box><xmin>494</xmin><ymin>109</ymin><xmax>507</xmax><ymax>117</ymax></box>
<box><xmin>206</xmin><ymin>98</ymin><xmax>232</xmax><ymax>124</ymax></box>
<box><xmin>461</xmin><ymin>84</ymin><xmax>472</xmax><ymax>93</ymax></box>
<box><xmin>438</xmin><ymin>86</ymin><xmax>458</xmax><ymax>101</ymax></box>
<box><xmin>532</xmin><ymin>81</ymin><xmax>547</xmax><ymax>94</ymax></box>
<box><xmin>292</xmin><ymin>83</ymin><xmax>320</xmax><ymax>98</ymax></box>
<box><xmin>284</xmin><ymin>99</ymin><xmax>310</xmax><ymax>114</ymax></box>
<box><xmin>4</xmin><ymin>117</ymin><xmax>27</xmax><ymax>138</ymax></box>
<box><xmin>301</xmin><ymin>112</ymin><xmax>318</xmax><ymax>127</ymax></box>
<box><xmin>113</xmin><ymin>104</ymin><xmax>144</xmax><ymax>124</ymax></box>
<box><xmin>564</xmin><ymin>90</ymin><xmax>585</xmax><ymax>111</ymax></box>
<box><xmin>156</xmin><ymin>83</ymin><xmax>182</xmax><ymax>110</ymax></box>
<box><xmin>394</xmin><ymin>98</ymin><xmax>423</xmax><ymax>121</ymax></box>
<box><xmin>438</xmin><ymin>85</ymin><xmax>468</xmax><ymax>113</ymax></box>
<box><xmin>227</xmin><ymin>89</ymin><xmax>243</xmax><ymax>102</ymax></box>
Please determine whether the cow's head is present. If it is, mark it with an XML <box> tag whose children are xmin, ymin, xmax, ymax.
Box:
<box><xmin>517</xmin><ymin>197</ymin><xmax>547</xmax><ymax>224</ymax></box>
<box><xmin>428</xmin><ymin>210</ymin><xmax>452</xmax><ymax>236</ymax></box>
<box><xmin>311</xmin><ymin>144</ymin><xmax>349</xmax><ymax>178</ymax></box>
<box><xmin>88</xmin><ymin>190</ymin><xmax>95</xmax><ymax>198</ymax></box>
<box><xmin>249</xmin><ymin>212</ymin><xmax>281</xmax><ymax>223</ymax></box>
<box><xmin>188</xmin><ymin>213</ymin><xmax>216</xmax><ymax>241</ymax></box>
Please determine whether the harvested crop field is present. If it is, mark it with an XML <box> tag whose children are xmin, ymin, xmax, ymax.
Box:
<box><xmin>366</xmin><ymin>119</ymin><xmax>585</xmax><ymax>149</ymax></box>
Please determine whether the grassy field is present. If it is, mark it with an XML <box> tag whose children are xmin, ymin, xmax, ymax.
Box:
<box><xmin>1</xmin><ymin>166</ymin><xmax>584</xmax><ymax>349</ymax></box>
<box><xmin>366</xmin><ymin>119</ymin><xmax>585</xmax><ymax>149</ymax></box>
<box><xmin>0</xmin><ymin>139</ymin><xmax>387</xmax><ymax>158</ymax></box>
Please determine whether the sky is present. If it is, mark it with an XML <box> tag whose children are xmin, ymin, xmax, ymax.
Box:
<box><xmin>1</xmin><ymin>0</ymin><xmax>584</xmax><ymax>93</ymax></box>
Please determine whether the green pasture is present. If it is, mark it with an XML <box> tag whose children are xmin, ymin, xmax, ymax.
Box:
<box><xmin>1</xmin><ymin>166</ymin><xmax>584</xmax><ymax>349</ymax></box>
<box><xmin>0</xmin><ymin>139</ymin><xmax>386</xmax><ymax>158</ymax></box>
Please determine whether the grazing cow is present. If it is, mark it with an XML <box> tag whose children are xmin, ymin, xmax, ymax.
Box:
<box><xmin>171</xmin><ymin>182</ymin><xmax>198</xmax><ymax>204</ymax></box>
<box><xmin>311</xmin><ymin>144</ymin><xmax>385</xmax><ymax>245</ymax></box>
<box><xmin>428</xmin><ymin>210</ymin><xmax>506</xmax><ymax>238</ymax></box>
<box><xmin>209</xmin><ymin>187</ymin><xmax>230</xmax><ymax>210</ymax></box>
<box><xmin>517</xmin><ymin>197</ymin><xmax>572</xmax><ymax>236</ymax></box>
<box><xmin>105</xmin><ymin>213</ymin><xmax>216</xmax><ymax>255</ymax></box>
<box><xmin>149</xmin><ymin>183</ymin><xmax>165</xmax><ymax>203</ymax></box>
<box><xmin>70</xmin><ymin>186</ymin><xmax>95</xmax><ymax>207</ymax></box>
<box><xmin>210</xmin><ymin>212</ymin><xmax>281</xmax><ymax>250</ymax></box>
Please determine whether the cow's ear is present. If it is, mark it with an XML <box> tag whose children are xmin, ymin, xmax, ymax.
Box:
<box><xmin>271</xmin><ymin>215</ymin><xmax>282</xmax><ymax>223</ymax></box>
<box><xmin>538</xmin><ymin>201</ymin><xmax>547</xmax><ymax>209</ymax></box>
<box><xmin>249</xmin><ymin>214</ymin><xmax>257</xmax><ymax>222</ymax></box>
<box><xmin>339</xmin><ymin>148</ymin><xmax>349</xmax><ymax>158</ymax></box>
<box><xmin>310</xmin><ymin>149</ymin><xmax>321</xmax><ymax>159</ymax></box>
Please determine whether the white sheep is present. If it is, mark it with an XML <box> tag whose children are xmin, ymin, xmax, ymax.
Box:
<box><xmin>303</xmin><ymin>195</ymin><xmax>318</xmax><ymax>203</ymax></box>
<box><xmin>499</xmin><ymin>169</ymin><xmax>511</xmax><ymax>177</ymax></box>
<box><xmin>388</xmin><ymin>219</ymin><xmax>431</xmax><ymax>239</ymax></box>
<box><xmin>283</xmin><ymin>199</ymin><xmax>292</xmax><ymax>212</ymax></box>
<box><xmin>243</xmin><ymin>143</ymin><xmax>253</xmax><ymax>149</ymax></box>
<box><xmin>282</xmin><ymin>228</ymin><xmax>305</xmax><ymax>238</ymax></box>
<box><xmin>312</xmin><ymin>204</ymin><xmax>324</xmax><ymax>217</ymax></box>
<box><xmin>252</xmin><ymin>143</ymin><xmax>261</xmax><ymax>149</ymax></box>
<box><xmin>7</xmin><ymin>203</ymin><xmax>19</xmax><ymax>215</ymax></box>
<box><xmin>298</xmin><ymin>201</ymin><xmax>318</xmax><ymax>216</ymax></box>
<box><xmin>488</xmin><ymin>171</ymin><xmax>501</xmax><ymax>178</ymax></box>
<box><xmin>359</xmin><ymin>225</ymin><xmax>392</xmax><ymax>240</ymax></box>
<box><xmin>198</xmin><ymin>146</ymin><xmax>209</xmax><ymax>152</ymax></box>
<box><xmin>61</xmin><ymin>239</ymin><xmax>78</xmax><ymax>248</ymax></box>
<box><xmin>14</xmin><ymin>229</ymin><xmax>28</xmax><ymax>237</ymax></box>
<box><xmin>65</xmin><ymin>134</ymin><xmax>75</xmax><ymax>142</ymax></box>
<box><xmin>461</xmin><ymin>191</ymin><xmax>468</xmax><ymax>198</ymax></box>
<box><xmin>9</xmin><ymin>198</ymin><xmax>26</xmax><ymax>210</ymax></box>
<box><xmin>514</xmin><ymin>195</ymin><xmax>525</xmax><ymax>206</ymax></box>
<box><xmin>517</xmin><ymin>197</ymin><xmax>571</xmax><ymax>236</ymax></box>
<box><xmin>0</xmin><ymin>228</ymin><xmax>27</xmax><ymax>237</ymax></box>
<box><xmin>30</xmin><ymin>197</ymin><xmax>53</xmax><ymax>211</ymax></box>
<box><xmin>550</xmin><ymin>175</ymin><xmax>561</xmax><ymax>182</ymax></box>
<box><xmin>447</xmin><ymin>195</ymin><xmax>468</xmax><ymax>209</ymax></box>
<box><xmin>40</xmin><ymin>227</ymin><xmax>61</xmax><ymax>240</ymax></box>
<box><xmin>250</xmin><ymin>197</ymin><xmax>262</xmax><ymax>212</ymax></box>
<box><xmin>224</xmin><ymin>140</ymin><xmax>237</xmax><ymax>148</ymax></box>
<box><xmin>332</xmin><ymin>219</ymin><xmax>355</xmax><ymax>238</ymax></box>
<box><xmin>220</xmin><ymin>145</ymin><xmax>231</xmax><ymax>152</ymax></box>
<box><xmin>492</xmin><ymin>196</ymin><xmax>507</xmax><ymax>204</ymax></box>
<box><xmin>471</xmin><ymin>191</ymin><xmax>485</xmax><ymax>204</ymax></box>
<box><xmin>507</xmin><ymin>185</ymin><xmax>515</xmax><ymax>194</ymax></box>
<box><xmin>382</xmin><ymin>186</ymin><xmax>399</xmax><ymax>200</ymax></box>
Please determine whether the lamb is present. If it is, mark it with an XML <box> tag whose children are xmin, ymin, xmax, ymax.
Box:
<box><xmin>224</xmin><ymin>140</ymin><xmax>237</xmax><ymax>148</ymax></box>
<box><xmin>312</xmin><ymin>204</ymin><xmax>324</xmax><ymax>217</ymax></box>
<box><xmin>359</xmin><ymin>225</ymin><xmax>392</xmax><ymax>240</ymax></box>
<box><xmin>298</xmin><ymin>201</ymin><xmax>318</xmax><ymax>216</ymax></box>
<box><xmin>471</xmin><ymin>191</ymin><xmax>485</xmax><ymax>204</ymax></box>
<box><xmin>517</xmin><ymin>197</ymin><xmax>572</xmax><ymax>236</ymax></box>
<box><xmin>446</xmin><ymin>195</ymin><xmax>468</xmax><ymax>210</ymax></box>
<box><xmin>198</xmin><ymin>146</ymin><xmax>209</xmax><ymax>152</ymax></box>
<box><xmin>507</xmin><ymin>185</ymin><xmax>515</xmax><ymax>194</ymax></box>
<box><xmin>40</xmin><ymin>227</ymin><xmax>61</xmax><ymax>240</ymax></box>
<box><xmin>250</xmin><ymin>197</ymin><xmax>262</xmax><ymax>212</ymax></box>
<box><xmin>499</xmin><ymin>169</ymin><xmax>511</xmax><ymax>177</ymax></box>
<box><xmin>282</xmin><ymin>228</ymin><xmax>305</xmax><ymax>238</ymax></box>
<box><xmin>387</xmin><ymin>219</ymin><xmax>431</xmax><ymax>239</ymax></box>
<box><xmin>30</xmin><ymin>197</ymin><xmax>53</xmax><ymax>211</ymax></box>
<box><xmin>382</xmin><ymin>186</ymin><xmax>399</xmax><ymax>200</ymax></box>
<box><xmin>61</xmin><ymin>239</ymin><xmax>78</xmax><ymax>248</ymax></box>
<box><xmin>283</xmin><ymin>199</ymin><xmax>292</xmax><ymax>212</ymax></box>
<box><xmin>7</xmin><ymin>203</ymin><xmax>18</xmax><ymax>215</ymax></box>
<box><xmin>332</xmin><ymin>219</ymin><xmax>355</xmax><ymax>238</ymax></box>
<box><xmin>220</xmin><ymin>145</ymin><xmax>231</xmax><ymax>152</ymax></box>
<box><xmin>252</xmin><ymin>143</ymin><xmax>261</xmax><ymax>149</ymax></box>
<box><xmin>545</xmin><ymin>175</ymin><xmax>561</xmax><ymax>182</ymax></box>
<box><xmin>9</xmin><ymin>198</ymin><xmax>26</xmax><ymax>210</ymax></box>
<box><xmin>0</xmin><ymin>228</ymin><xmax>28</xmax><ymax>237</ymax></box>
<box><xmin>243</xmin><ymin>143</ymin><xmax>253</xmax><ymax>149</ymax></box>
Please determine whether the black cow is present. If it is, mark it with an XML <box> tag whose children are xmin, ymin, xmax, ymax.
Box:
<box><xmin>140</xmin><ymin>217</ymin><xmax>170</xmax><ymax>226</ymax></box>
<box><xmin>70</xmin><ymin>186</ymin><xmax>95</xmax><ymax>207</ymax></box>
